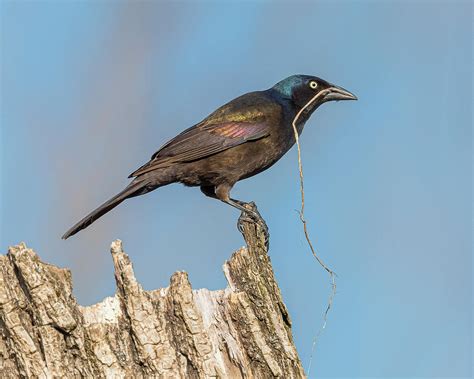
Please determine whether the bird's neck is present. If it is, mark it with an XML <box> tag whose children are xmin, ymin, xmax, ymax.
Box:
<box><xmin>267</xmin><ymin>89</ymin><xmax>315</xmax><ymax>137</ymax></box>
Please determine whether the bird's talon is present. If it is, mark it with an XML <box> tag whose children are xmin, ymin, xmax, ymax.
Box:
<box><xmin>236</xmin><ymin>208</ymin><xmax>270</xmax><ymax>249</ymax></box>
<box><xmin>237</xmin><ymin>212</ymin><xmax>253</xmax><ymax>233</ymax></box>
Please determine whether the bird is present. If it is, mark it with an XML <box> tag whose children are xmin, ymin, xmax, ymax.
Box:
<box><xmin>62</xmin><ymin>74</ymin><xmax>356</xmax><ymax>240</ymax></box>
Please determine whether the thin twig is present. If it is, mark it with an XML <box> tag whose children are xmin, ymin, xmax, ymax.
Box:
<box><xmin>291</xmin><ymin>89</ymin><xmax>337</xmax><ymax>377</ymax></box>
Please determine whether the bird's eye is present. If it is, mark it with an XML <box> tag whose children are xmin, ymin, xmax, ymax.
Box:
<box><xmin>309</xmin><ymin>81</ymin><xmax>318</xmax><ymax>89</ymax></box>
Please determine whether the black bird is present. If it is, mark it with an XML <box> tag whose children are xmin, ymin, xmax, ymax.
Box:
<box><xmin>62</xmin><ymin>75</ymin><xmax>356</xmax><ymax>239</ymax></box>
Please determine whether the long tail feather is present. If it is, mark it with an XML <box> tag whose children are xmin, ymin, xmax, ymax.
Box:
<box><xmin>62</xmin><ymin>181</ymin><xmax>149</xmax><ymax>239</ymax></box>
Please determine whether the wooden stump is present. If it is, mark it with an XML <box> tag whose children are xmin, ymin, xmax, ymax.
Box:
<box><xmin>0</xmin><ymin>207</ymin><xmax>305</xmax><ymax>378</ymax></box>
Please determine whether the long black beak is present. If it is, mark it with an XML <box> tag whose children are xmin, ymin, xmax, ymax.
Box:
<box><xmin>324</xmin><ymin>84</ymin><xmax>357</xmax><ymax>101</ymax></box>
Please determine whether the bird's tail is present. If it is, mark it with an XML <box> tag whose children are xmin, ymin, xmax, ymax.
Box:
<box><xmin>62</xmin><ymin>180</ymin><xmax>151</xmax><ymax>240</ymax></box>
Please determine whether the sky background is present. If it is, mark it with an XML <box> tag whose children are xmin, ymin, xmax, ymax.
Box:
<box><xmin>1</xmin><ymin>1</ymin><xmax>471</xmax><ymax>378</ymax></box>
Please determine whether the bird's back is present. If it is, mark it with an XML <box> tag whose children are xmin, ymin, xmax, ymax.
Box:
<box><xmin>129</xmin><ymin>90</ymin><xmax>285</xmax><ymax>178</ymax></box>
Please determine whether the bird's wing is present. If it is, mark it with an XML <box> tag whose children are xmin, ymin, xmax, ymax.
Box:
<box><xmin>129</xmin><ymin>93</ymin><xmax>279</xmax><ymax>178</ymax></box>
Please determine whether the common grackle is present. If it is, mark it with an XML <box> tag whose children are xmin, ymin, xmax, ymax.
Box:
<box><xmin>62</xmin><ymin>75</ymin><xmax>356</xmax><ymax>240</ymax></box>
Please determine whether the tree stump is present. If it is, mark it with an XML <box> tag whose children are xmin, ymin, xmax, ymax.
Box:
<box><xmin>0</xmin><ymin>206</ymin><xmax>306</xmax><ymax>378</ymax></box>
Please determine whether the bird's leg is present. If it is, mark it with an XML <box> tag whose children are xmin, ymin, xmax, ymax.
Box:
<box><xmin>201</xmin><ymin>185</ymin><xmax>256</xmax><ymax>227</ymax></box>
<box><xmin>228</xmin><ymin>198</ymin><xmax>262</xmax><ymax>227</ymax></box>
<box><xmin>214</xmin><ymin>184</ymin><xmax>269</xmax><ymax>248</ymax></box>
<box><xmin>229</xmin><ymin>198</ymin><xmax>247</xmax><ymax>206</ymax></box>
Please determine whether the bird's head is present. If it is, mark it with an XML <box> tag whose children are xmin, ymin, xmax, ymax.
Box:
<box><xmin>272</xmin><ymin>74</ymin><xmax>357</xmax><ymax>118</ymax></box>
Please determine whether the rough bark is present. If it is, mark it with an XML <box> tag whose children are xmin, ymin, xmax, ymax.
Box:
<box><xmin>0</xmin><ymin>205</ymin><xmax>305</xmax><ymax>378</ymax></box>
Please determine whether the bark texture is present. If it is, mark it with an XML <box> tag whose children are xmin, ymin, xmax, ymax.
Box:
<box><xmin>0</xmin><ymin>206</ymin><xmax>305</xmax><ymax>378</ymax></box>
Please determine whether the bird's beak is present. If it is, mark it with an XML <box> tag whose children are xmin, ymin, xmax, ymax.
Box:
<box><xmin>324</xmin><ymin>84</ymin><xmax>358</xmax><ymax>101</ymax></box>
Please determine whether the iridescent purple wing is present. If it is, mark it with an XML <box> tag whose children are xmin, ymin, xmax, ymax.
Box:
<box><xmin>129</xmin><ymin>122</ymin><xmax>269</xmax><ymax>177</ymax></box>
<box><xmin>128</xmin><ymin>93</ymin><xmax>279</xmax><ymax>178</ymax></box>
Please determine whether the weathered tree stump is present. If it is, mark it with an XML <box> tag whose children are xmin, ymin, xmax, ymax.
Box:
<box><xmin>0</xmin><ymin>207</ymin><xmax>305</xmax><ymax>378</ymax></box>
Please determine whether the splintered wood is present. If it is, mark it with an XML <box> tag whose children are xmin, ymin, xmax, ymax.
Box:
<box><xmin>0</xmin><ymin>211</ymin><xmax>305</xmax><ymax>378</ymax></box>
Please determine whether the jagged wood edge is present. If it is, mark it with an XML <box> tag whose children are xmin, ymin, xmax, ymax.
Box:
<box><xmin>0</xmin><ymin>206</ymin><xmax>305</xmax><ymax>378</ymax></box>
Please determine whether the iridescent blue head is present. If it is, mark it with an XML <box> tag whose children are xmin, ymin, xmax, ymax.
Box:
<box><xmin>272</xmin><ymin>74</ymin><xmax>357</xmax><ymax>116</ymax></box>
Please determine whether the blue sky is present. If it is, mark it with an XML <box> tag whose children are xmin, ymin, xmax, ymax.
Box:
<box><xmin>1</xmin><ymin>1</ymin><xmax>471</xmax><ymax>377</ymax></box>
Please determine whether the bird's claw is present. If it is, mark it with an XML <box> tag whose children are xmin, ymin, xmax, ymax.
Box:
<box><xmin>237</xmin><ymin>213</ymin><xmax>253</xmax><ymax>233</ymax></box>
<box><xmin>237</xmin><ymin>203</ymin><xmax>270</xmax><ymax>249</ymax></box>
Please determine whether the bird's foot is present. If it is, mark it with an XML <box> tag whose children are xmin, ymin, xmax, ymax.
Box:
<box><xmin>237</xmin><ymin>202</ymin><xmax>269</xmax><ymax>249</ymax></box>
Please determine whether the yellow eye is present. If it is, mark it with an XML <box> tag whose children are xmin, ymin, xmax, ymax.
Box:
<box><xmin>309</xmin><ymin>81</ymin><xmax>318</xmax><ymax>89</ymax></box>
